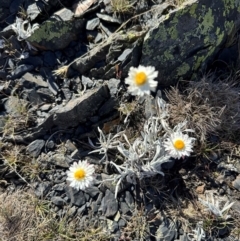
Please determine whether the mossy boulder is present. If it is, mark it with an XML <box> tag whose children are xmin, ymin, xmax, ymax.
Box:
<box><xmin>27</xmin><ymin>19</ymin><xmax>85</xmax><ymax>51</ymax></box>
<box><xmin>141</xmin><ymin>0</ymin><xmax>240</xmax><ymax>86</ymax></box>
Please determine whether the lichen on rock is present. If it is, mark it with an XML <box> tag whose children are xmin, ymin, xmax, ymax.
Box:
<box><xmin>141</xmin><ymin>0</ymin><xmax>240</xmax><ymax>86</ymax></box>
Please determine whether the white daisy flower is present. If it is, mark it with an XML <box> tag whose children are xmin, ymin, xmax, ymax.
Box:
<box><xmin>66</xmin><ymin>160</ymin><xmax>95</xmax><ymax>191</ymax></box>
<box><xmin>125</xmin><ymin>65</ymin><xmax>158</xmax><ymax>96</ymax></box>
<box><xmin>163</xmin><ymin>132</ymin><xmax>195</xmax><ymax>159</ymax></box>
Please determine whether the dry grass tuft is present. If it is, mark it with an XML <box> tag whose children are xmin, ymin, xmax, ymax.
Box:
<box><xmin>165</xmin><ymin>82</ymin><xmax>222</xmax><ymax>143</ymax></box>
<box><xmin>166</xmin><ymin>75</ymin><xmax>240</xmax><ymax>144</ymax></box>
<box><xmin>110</xmin><ymin>0</ymin><xmax>134</xmax><ymax>13</ymax></box>
<box><xmin>0</xmin><ymin>190</ymin><xmax>111</xmax><ymax>241</ymax></box>
<box><xmin>189</xmin><ymin>76</ymin><xmax>240</xmax><ymax>142</ymax></box>
<box><xmin>120</xmin><ymin>207</ymin><xmax>149</xmax><ymax>241</ymax></box>
<box><xmin>1</xmin><ymin>97</ymin><xmax>35</xmax><ymax>137</ymax></box>
<box><xmin>52</xmin><ymin>65</ymin><xmax>69</xmax><ymax>77</ymax></box>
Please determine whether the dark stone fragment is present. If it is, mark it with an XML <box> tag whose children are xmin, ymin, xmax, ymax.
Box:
<box><xmin>34</xmin><ymin>182</ymin><xmax>52</xmax><ymax>197</ymax></box>
<box><xmin>124</xmin><ymin>191</ymin><xmax>134</xmax><ymax>208</ymax></box>
<box><xmin>27</xmin><ymin>139</ymin><xmax>45</xmax><ymax>157</ymax></box>
<box><xmin>101</xmin><ymin>189</ymin><xmax>118</xmax><ymax>218</ymax></box>
<box><xmin>84</xmin><ymin>186</ymin><xmax>100</xmax><ymax>198</ymax></box>
<box><xmin>86</xmin><ymin>18</ymin><xmax>100</xmax><ymax>30</ymax></box>
<box><xmin>18</xmin><ymin>56</ymin><xmax>43</xmax><ymax>68</ymax></box>
<box><xmin>10</xmin><ymin>0</ymin><xmax>24</xmax><ymax>13</ymax></box>
<box><xmin>65</xmin><ymin>185</ymin><xmax>86</xmax><ymax>207</ymax></box>
<box><xmin>120</xmin><ymin>201</ymin><xmax>131</xmax><ymax>215</ymax></box>
<box><xmin>82</xmin><ymin>75</ymin><xmax>94</xmax><ymax>88</ymax></box>
<box><xmin>27</xmin><ymin>2</ymin><xmax>45</xmax><ymax>21</ymax></box>
<box><xmin>118</xmin><ymin>218</ymin><xmax>126</xmax><ymax>228</ymax></box>
<box><xmin>43</xmin><ymin>51</ymin><xmax>57</xmax><ymax>67</ymax></box>
<box><xmin>98</xmin><ymin>98</ymin><xmax>118</xmax><ymax>117</ymax></box>
<box><xmin>118</xmin><ymin>48</ymin><xmax>132</xmax><ymax>62</ymax></box>
<box><xmin>0</xmin><ymin>70</ymin><xmax>7</xmax><ymax>79</ymax></box>
<box><xmin>232</xmin><ymin>175</ymin><xmax>240</xmax><ymax>191</ymax></box>
<box><xmin>107</xmin><ymin>78</ymin><xmax>120</xmax><ymax>97</ymax></box>
<box><xmin>51</xmin><ymin>196</ymin><xmax>66</xmax><ymax>206</ymax></box>
<box><xmin>11</xmin><ymin>64</ymin><xmax>34</xmax><ymax>79</ymax></box>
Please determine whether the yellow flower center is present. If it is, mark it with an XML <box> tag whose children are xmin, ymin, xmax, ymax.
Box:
<box><xmin>74</xmin><ymin>169</ymin><xmax>86</xmax><ymax>180</ymax></box>
<box><xmin>135</xmin><ymin>72</ymin><xmax>147</xmax><ymax>86</ymax></box>
<box><xmin>173</xmin><ymin>139</ymin><xmax>185</xmax><ymax>150</ymax></box>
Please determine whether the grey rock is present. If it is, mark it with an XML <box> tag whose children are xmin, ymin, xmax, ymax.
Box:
<box><xmin>51</xmin><ymin>8</ymin><xmax>74</xmax><ymax>21</ymax></box>
<box><xmin>22</xmin><ymin>72</ymin><xmax>48</xmax><ymax>87</ymax></box>
<box><xmin>107</xmin><ymin>78</ymin><xmax>120</xmax><ymax>96</ymax></box>
<box><xmin>125</xmin><ymin>191</ymin><xmax>134</xmax><ymax>208</ymax></box>
<box><xmin>232</xmin><ymin>175</ymin><xmax>240</xmax><ymax>191</ymax></box>
<box><xmin>91</xmin><ymin>201</ymin><xmax>100</xmax><ymax>214</ymax></box>
<box><xmin>86</xmin><ymin>18</ymin><xmax>100</xmax><ymax>30</ymax></box>
<box><xmin>141</xmin><ymin>0</ymin><xmax>240</xmax><ymax>86</ymax></box>
<box><xmin>179</xmin><ymin>234</ymin><xmax>189</xmax><ymax>241</ymax></box>
<box><xmin>62</xmin><ymin>88</ymin><xmax>72</xmax><ymax>102</ymax></box>
<box><xmin>65</xmin><ymin>140</ymin><xmax>77</xmax><ymax>153</ymax></box>
<box><xmin>27</xmin><ymin>139</ymin><xmax>45</xmax><ymax>158</ymax></box>
<box><xmin>98</xmin><ymin>98</ymin><xmax>118</xmax><ymax>117</ymax></box>
<box><xmin>0</xmin><ymin>0</ymin><xmax>12</xmax><ymax>9</ymax></box>
<box><xmin>43</xmin><ymin>51</ymin><xmax>57</xmax><ymax>67</ymax></box>
<box><xmin>120</xmin><ymin>201</ymin><xmax>131</xmax><ymax>215</ymax></box>
<box><xmin>118</xmin><ymin>48</ymin><xmax>132</xmax><ymax>62</ymax></box>
<box><xmin>49</xmin><ymin>154</ymin><xmax>71</xmax><ymax>168</ymax></box>
<box><xmin>36</xmin><ymin>85</ymin><xmax>110</xmax><ymax>130</ymax></box>
<box><xmin>65</xmin><ymin>185</ymin><xmax>86</xmax><ymax>207</ymax></box>
<box><xmin>51</xmin><ymin>196</ymin><xmax>66</xmax><ymax>206</ymax></box>
<box><xmin>95</xmin><ymin>32</ymin><xmax>103</xmax><ymax>43</ymax></box>
<box><xmin>19</xmin><ymin>56</ymin><xmax>43</xmax><ymax>68</ymax></box>
<box><xmin>97</xmin><ymin>13</ymin><xmax>122</xmax><ymax>24</ymax></box>
<box><xmin>11</xmin><ymin>64</ymin><xmax>34</xmax><ymax>79</ymax></box>
<box><xmin>27</xmin><ymin>2</ymin><xmax>45</xmax><ymax>21</ymax></box>
<box><xmin>10</xmin><ymin>0</ymin><xmax>24</xmax><ymax>13</ymax></box>
<box><xmin>34</xmin><ymin>182</ymin><xmax>52</xmax><ymax>197</ymax></box>
<box><xmin>53</xmin><ymin>184</ymin><xmax>65</xmax><ymax>192</ymax></box>
<box><xmin>118</xmin><ymin>218</ymin><xmax>126</xmax><ymax>228</ymax></box>
<box><xmin>27</xmin><ymin>19</ymin><xmax>85</xmax><ymax>50</ymax></box>
<box><xmin>162</xmin><ymin>158</ymin><xmax>175</xmax><ymax>169</ymax></box>
<box><xmin>77</xmin><ymin>204</ymin><xmax>87</xmax><ymax>215</ymax></box>
<box><xmin>84</xmin><ymin>186</ymin><xmax>100</xmax><ymax>198</ymax></box>
<box><xmin>101</xmin><ymin>189</ymin><xmax>118</xmax><ymax>218</ymax></box>
<box><xmin>82</xmin><ymin>75</ymin><xmax>94</xmax><ymax>88</ymax></box>
<box><xmin>40</xmin><ymin>68</ymin><xmax>59</xmax><ymax>95</ymax></box>
<box><xmin>68</xmin><ymin>206</ymin><xmax>77</xmax><ymax>217</ymax></box>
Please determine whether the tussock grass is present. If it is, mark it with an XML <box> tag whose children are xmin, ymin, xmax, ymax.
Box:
<box><xmin>165</xmin><ymin>82</ymin><xmax>222</xmax><ymax>144</ymax></box>
<box><xmin>120</xmin><ymin>207</ymin><xmax>149</xmax><ymax>241</ymax></box>
<box><xmin>1</xmin><ymin>97</ymin><xmax>34</xmax><ymax>137</ymax></box>
<box><xmin>0</xmin><ymin>190</ymin><xmax>111</xmax><ymax>241</ymax></box>
<box><xmin>166</xmin><ymin>75</ymin><xmax>240</xmax><ymax>144</ymax></box>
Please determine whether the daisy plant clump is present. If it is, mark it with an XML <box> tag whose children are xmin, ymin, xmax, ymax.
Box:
<box><xmin>66</xmin><ymin>160</ymin><xmax>95</xmax><ymax>191</ymax></box>
<box><xmin>125</xmin><ymin>65</ymin><xmax>158</xmax><ymax>96</ymax></box>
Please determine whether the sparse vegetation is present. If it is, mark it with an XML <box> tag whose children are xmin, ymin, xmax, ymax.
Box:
<box><xmin>0</xmin><ymin>191</ymin><xmax>111</xmax><ymax>241</ymax></box>
<box><xmin>110</xmin><ymin>0</ymin><xmax>134</xmax><ymax>13</ymax></box>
